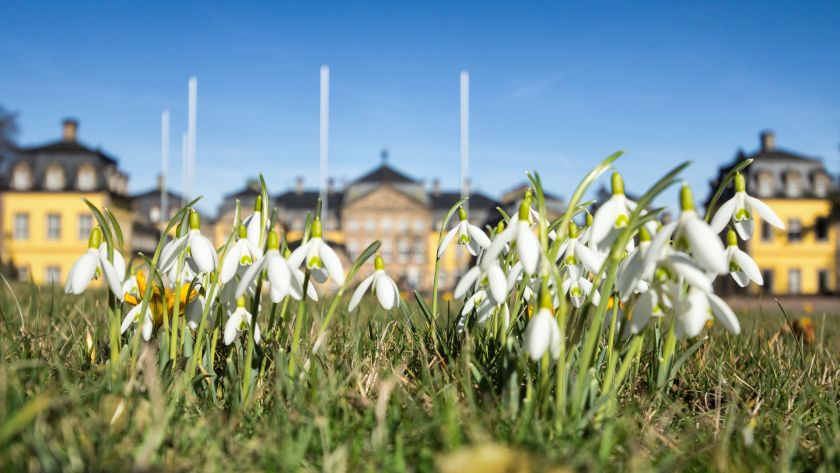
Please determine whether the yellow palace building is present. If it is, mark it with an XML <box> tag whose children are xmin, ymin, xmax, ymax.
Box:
<box><xmin>0</xmin><ymin>119</ymin><xmax>133</xmax><ymax>285</ymax></box>
<box><xmin>707</xmin><ymin>131</ymin><xmax>836</xmax><ymax>295</ymax></box>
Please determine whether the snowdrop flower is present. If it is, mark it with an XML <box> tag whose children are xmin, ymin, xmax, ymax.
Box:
<box><xmin>556</xmin><ymin>221</ymin><xmax>604</xmax><ymax>280</ymax></box>
<box><xmin>523</xmin><ymin>288</ymin><xmax>561</xmax><ymax>361</ymax></box>
<box><xmin>120</xmin><ymin>304</ymin><xmax>153</xmax><ymax>341</ymax></box>
<box><xmin>437</xmin><ymin>206</ymin><xmax>491</xmax><ymax>257</ymax></box>
<box><xmin>283</xmin><ymin>248</ymin><xmax>319</xmax><ymax>302</ymax></box>
<box><xmin>288</xmin><ymin>217</ymin><xmax>345</xmax><ymax>285</ymax></box>
<box><xmin>625</xmin><ymin>287</ymin><xmax>666</xmax><ymax>335</ymax></box>
<box><xmin>578</xmin><ymin>213</ymin><xmax>594</xmax><ymax>245</ymax></box>
<box><xmin>235</xmin><ymin>230</ymin><xmax>292</xmax><ymax>303</ymax></box>
<box><xmin>562</xmin><ymin>276</ymin><xmax>601</xmax><ymax>308</ymax></box>
<box><xmin>723</xmin><ymin>228</ymin><xmax>763</xmax><ymax>287</ymax></box>
<box><xmin>710</xmin><ymin>172</ymin><xmax>785</xmax><ymax>240</ymax></box>
<box><xmin>616</xmin><ymin>226</ymin><xmax>652</xmax><ymax>300</ymax></box>
<box><xmin>64</xmin><ymin>227</ymin><xmax>122</xmax><ymax>297</ymax></box>
<box><xmin>484</xmin><ymin>195</ymin><xmax>541</xmax><ymax>274</ymax></box>
<box><xmin>186</xmin><ymin>295</ymin><xmax>210</xmax><ymax>331</ymax></box>
<box><xmin>589</xmin><ymin>172</ymin><xmax>637</xmax><ymax>254</ymax></box>
<box><xmin>644</xmin><ymin>184</ymin><xmax>728</xmax><ymax>276</ymax></box>
<box><xmin>676</xmin><ymin>286</ymin><xmax>740</xmax><ymax>339</ymax></box>
<box><xmin>224</xmin><ymin>297</ymin><xmax>261</xmax><ymax>346</ymax></box>
<box><xmin>160</xmin><ymin>210</ymin><xmax>218</xmax><ymax>276</ymax></box>
<box><xmin>348</xmin><ymin>254</ymin><xmax>400</xmax><ymax>311</ymax></box>
<box><xmin>458</xmin><ymin>289</ymin><xmax>497</xmax><ymax>329</ymax></box>
<box><xmin>454</xmin><ymin>255</ymin><xmax>509</xmax><ymax>304</ymax></box>
<box><xmin>99</xmin><ymin>243</ymin><xmax>126</xmax><ymax>283</ymax></box>
<box><xmin>220</xmin><ymin>224</ymin><xmax>264</xmax><ymax>284</ymax></box>
<box><xmin>121</xmin><ymin>269</ymin><xmax>139</xmax><ymax>300</ymax></box>
<box><xmin>242</xmin><ymin>195</ymin><xmax>269</xmax><ymax>248</ymax></box>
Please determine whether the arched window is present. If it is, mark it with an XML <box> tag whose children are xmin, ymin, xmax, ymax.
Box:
<box><xmin>11</xmin><ymin>163</ymin><xmax>32</xmax><ymax>190</ymax></box>
<box><xmin>76</xmin><ymin>164</ymin><xmax>96</xmax><ymax>191</ymax></box>
<box><xmin>44</xmin><ymin>164</ymin><xmax>65</xmax><ymax>190</ymax></box>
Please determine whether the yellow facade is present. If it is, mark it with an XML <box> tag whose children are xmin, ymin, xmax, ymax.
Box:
<box><xmin>0</xmin><ymin>192</ymin><xmax>133</xmax><ymax>286</ymax></box>
<box><xmin>747</xmin><ymin>198</ymin><xmax>835</xmax><ymax>295</ymax></box>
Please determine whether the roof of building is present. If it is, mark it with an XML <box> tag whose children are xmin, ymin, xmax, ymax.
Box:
<box><xmin>351</xmin><ymin>163</ymin><xmax>419</xmax><ymax>185</ymax></box>
<box><xmin>429</xmin><ymin>191</ymin><xmax>499</xmax><ymax>211</ymax></box>
<box><xmin>275</xmin><ymin>190</ymin><xmax>344</xmax><ymax>211</ymax></box>
<box><xmin>131</xmin><ymin>188</ymin><xmax>183</xmax><ymax>202</ymax></box>
<box><xmin>20</xmin><ymin>139</ymin><xmax>118</xmax><ymax>165</ymax></box>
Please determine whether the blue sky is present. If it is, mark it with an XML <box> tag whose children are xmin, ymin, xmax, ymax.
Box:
<box><xmin>2</xmin><ymin>1</ymin><xmax>839</xmax><ymax>214</ymax></box>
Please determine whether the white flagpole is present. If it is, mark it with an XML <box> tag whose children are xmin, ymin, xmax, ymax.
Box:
<box><xmin>460</xmin><ymin>71</ymin><xmax>470</xmax><ymax>210</ymax></box>
<box><xmin>161</xmin><ymin>109</ymin><xmax>170</xmax><ymax>227</ymax></box>
<box><xmin>320</xmin><ymin>65</ymin><xmax>330</xmax><ymax>222</ymax></box>
<box><xmin>187</xmin><ymin>76</ymin><xmax>197</xmax><ymax>201</ymax></box>
<box><xmin>181</xmin><ymin>132</ymin><xmax>188</xmax><ymax>205</ymax></box>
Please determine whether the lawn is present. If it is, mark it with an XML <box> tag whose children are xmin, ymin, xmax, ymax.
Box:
<box><xmin>1</xmin><ymin>284</ymin><xmax>838</xmax><ymax>472</ymax></box>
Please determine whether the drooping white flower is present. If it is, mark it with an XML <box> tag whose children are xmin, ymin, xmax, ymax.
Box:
<box><xmin>675</xmin><ymin>286</ymin><xmax>740</xmax><ymax>339</ymax></box>
<box><xmin>437</xmin><ymin>206</ymin><xmax>491</xmax><ymax>257</ymax></box>
<box><xmin>562</xmin><ymin>276</ymin><xmax>601</xmax><ymax>308</ymax></box>
<box><xmin>523</xmin><ymin>289</ymin><xmax>561</xmax><ymax>361</ymax></box>
<box><xmin>348</xmin><ymin>255</ymin><xmax>400</xmax><ymax>311</ymax></box>
<box><xmin>288</xmin><ymin>217</ymin><xmax>345</xmax><ymax>285</ymax></box>
<box><xmin>454</xmin><ymin>255</ymin><xmax>509</xmax><ymax>305</ymax></box>
<box><xmin>220</xmin><ymin>224</ymin><xmax>264</xmax><ymax>284</ymax></box>
<box><xmin>458</xmin><ymin>289</ymin><xmax>498</xmax><ymax>330</ymax></box>
<box><xmin>64</xmin><ymin>227</ymin><xmax>123</xmax><ymax>298</ymax></box>
<box><xmin>589</xmin><ymin>172</ymin><xmax>638</xmax><ymax>254</ymax></box>
<box><xmin>484</xmin><ymin>196</ymin><xmax>541</xmax><ymax>274</ymax></box>
<box><xmin>723</xmin><ymin>228</ymin><xmax>763</xmax><ymax>287</ymax></box>
<box><xmin>235</xmin><ymin>230</ymin><xmax>292</xmax><ymax>303</ymax></box>
<box><xmin>616</xmin><ymin>226</ymin><xmax>652</xmax><ymax>300</ymax></box>
<box><xmin>120</xmin><ymin>304</ymin><xmax>154</xmax><ymax>341</ymax></box>
<box><xmin>160</xmin><ymin>210</ymin><xmax>218</xmax><ymax>276</ymax></box>
<box><xmin>556</xmin><ymin>221</ymin><xmax>604</xmax><ymax>280</ymax></box>
<box><xmin>99</xmin><ymin>243</ymin><xmax>126</xmax><ymax>282</ymax></box>
<box><xmin>223</xmin><ymin>297</ymin><xmax>262</xmax><ymax>346</ymax></box>
<box><xmin>625</xmin><ymin>286</ymin><xmax>667</xmax><ymax>335</ymax></box>
<box><xmin>642</xmin><ymin>184</ymin><xmax>728</xmax><ymax>276</ymax></box>
<box><xmin>710</xmin><ymin>172</ymin><xmax>785</xmax><ymax>240</ymax></box>
<box><xmin>242</xmin><ymin>195</ymin><xmax>269</xmax><ymax>248</ymax></box>
<box><xmin>186</xmin><ymin>295</ymin><xmax>210</xmax><ymax>331</ymax></box>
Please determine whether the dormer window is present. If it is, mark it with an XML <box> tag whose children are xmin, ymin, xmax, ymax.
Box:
<box><xmin>756</xmin><ymin>172</ymin><xmax>773</xmax><ymax>197</ymax></box>
<box><xmin>813</xmin><ymin>173</ymin><xmax>830</xmax><ymax>198</ymax></box>
<box><xmin>76</xmin><ymin>164</ymin><xmax>96</xmax><ymax>191</ymax></box>
<box><xmin>45</xmin><ymin>164</ymin><xmax>65</xmax><ymax>190</ymax></box>
<box><xmin>784</xmin><ymin>171</ymin><xmax>802</xmax><ymax>198</ymax></box>
<box><xmin>11</xmin><ymin>163</ymin><xmax>32</xmax><ymax>190</ymax></box>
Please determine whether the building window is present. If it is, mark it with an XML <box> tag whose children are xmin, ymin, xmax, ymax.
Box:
<box><xmin>815</xmin><ymin>217</ymin><xmax>829</xmax><ymax>242</ymax></box>
<box><xmin>13</xmin><ymin>213</ymin><xmax>29</xmax><ymax>240</ymax></box>
<box><xmin>398</xmin><ymin>239</ymin><xmax>410</xmax><ymax>263</ymax></box>
<box><xmin>46</xmin><ymin>213</ymin><xmax>61</xmax><ymax>240</ymax></box>
<box><xmin>365</xmin><ymin>219</ymin><xmax>376</xmax><ymax>232</ymax></box>
<box><xmin>814</xmin><ymin>175</ymin><xmax>829</xmax><ymax>197</ymax></box>
<box><xmin>398</xmin><ymin>219</ymin><xmax>409</xmax><ymax>232</ymax></box>
<box><xmin>788</xmin><ymin>219</ymin><xmax>802</xmax><ymax>242</ymax></box>
<box><xmin>785</xmin><ymin>174</ymin><xmax>801</xmax><ymax>198</ymax></box>
<box><xmin>17</xmin><ymin>266</ymin><xmax>30</xmax><ymax>282</ymax></box>
<box><xmin>76</xmin><ymin>164</ymin><xmax>96</xmax><ymax>191</ymax></box>
<box><xmin>787</xmin><ymin>269</ymin><xmax>801</xmax><ymax>295</ymax></box>
<box><xmin>761</xmin><ymin>221</ymin><xmax>773</xmax><ymax>243</ymax></box>
<box><xmin>818</xmin><ymin>270</ymin><xmax>831</xmax><ymax>294</ymax></box>
<box><xmin>45</xmin><ymin>266</ymin><xmax>61</xmax><ymax>285</ymax></box>
<box><xmin>413</xmin><ymin>238</ymin><xmax>425</xmax><ymax>263</ymax></box>
<box><xmin>757</xmin><ymin>175</ymin><xmax>773</xmax><ymax>197</ymax></box>
<box><xmin>381</xmin><ymin>239</ymin><xmax>392</xmax><ymax>262</ymax></box>
<box><xmin>347</xmin><ymin>219</ymin><xmax>359</xmax><ymax>231</ymax></box>
<box><xmin>45</xmin><ymin>164</ymin><xmax>66</xmax><ymax>191</ymax></box>
<box><xmin>761</xmin><ymin>269</ymin><xmax>774</xmax><ymax>294</ymax></box>
<box><xmin>150</xmin><ymin>206</ymin><xmax>161</xmax><ymax>223</ymax></box>
<box><xmin>11</xmin><ymin>163</ymin><xmax>32</xmax><ymax>190</ymax></box>
<box><xmin>381</xmin><ymin>218</ymin><xmax>392</xmax><ymax>232</ymax></box>
<box><xmin>78</xmin><ymin>214</ymin><xmax>93</xmax><ymax>240</ymax></box>
<box><xmin>413</xmin><ymin>219</ymin><xmax>425</xmax><ymax>232</ymax></box>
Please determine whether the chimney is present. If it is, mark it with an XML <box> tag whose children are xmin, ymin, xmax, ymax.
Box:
<box><xmin>327</xmin><ymin>177</ymin><xmax>335</xmax><ymax>193</ymax></box>
<box><xmin>432</xmin><ymin>178</ymin><xmax>441</xmax><ymax>196</ymax></box>
<box><xmin>156</xmin><ymin>173</ymin><xmax>164</xmax><ymax>190</ymax></box>
<box><xmin>246</xmin><ymin>178</ymin><xmax>260</xmax><ymax>192</ymax></box>
<box><xmin>62</xmin><ymin>118</ymin><xmax>79</xmax><ymax>142</ymax></box>
<box><xmin>295</xmin><ymin>176</ymin><xmax>304</xmax><ymax>195</ymax></box>
<box><xmin>760</xmin><ymin>130</ymin><xmax>775</xmax><ymax>152</ymax></box>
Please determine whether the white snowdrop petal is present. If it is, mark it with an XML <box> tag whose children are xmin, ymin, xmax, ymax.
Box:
<box><xmin>69</xmin><ymin>251</ymin><xmax>99</xmax><ymax>294</ymax></box>
<box><xmin>288</xmin><ymin>243</ymin><xmax>309</xmax><ymax>269</ymax></box>
<box><xmin>121</xmin><ymin>305</ymin><xmax>142</xmax><ymax>334</ymax></box>
<box><xmin>746</xmin><ymin>195</ymin><xmax>785</xmax><ymax>229</ymax></box>
<box><xmin>708</xmin><ymin>293</ymin><xmax>741</xmax><ymax>335</ymax></box>
<box><xmin>483</xmin><ymin>226</ymin><xmax>514</xmax><ymax>265</ymax></box>
<box><xmin>266</xmin><ymin>253</ymin><xmax>291</xmax><ymax>295</ymax></box>
<box><xmin>437</xmin><ymin>226</ymin><xmax>459</xmax><ymax>258</ymax></box>
<box><xmin>235</xmin><ymin>256</ymin><xmax>268</xmax><ymax>299</ymax></box>
<box><xmin>669</xmin><ymin>253</ymin><xmax>713</xmax><ymax>293</ymax></box>
<box><xmin>524</xmin><ymin>309</ymin><xmax>552</xmax><ymax>361</ymax></box>
<box><xmin>677</xmin><ymin>288</ymin><xmax>710</xmax><ymax>339</ymax></box>
<box><xmin>575</xmin><ymin>243</ymin><xmax>604</xmax><ymax>275</ymax></box>
<box><xmin>734</xmin><ymin>219</ymin><xmax>754</xmax><ymax>241</ymax></box>
<box><xmin>142</xmin><ymin>314</ymin><xmax>154</xmax><ymax>341</ymax></box>
<box><xmin>590</xmin><ymin>196</ymin><xmax>622</xmax><ymax>248</ymax></box>
<box><xmin>683</xmin><ymin>216</ymin><xmax>727</xmax><ymax>275</ymax></box>
<box><xmin>486</xmin><ymin>264</ymin><xmax>508</xmax><ymax>304</ymax></box>
<box><xmin>348</xmin><ymin>274</ymin><xmax>375</xmax><ymax>311</ymax></box>
<box><xmin>224</xmin><ymin>312</ymin><xmax>242</xmax><ymax>345</ymax></box>
<box><xmin>99</xmin><ymin>256</ymin><xmax>124</xmax><ymax>300</ymax></box>
<box><xmin>220</xmin><ymin>244</ymin><xmax>241</xmax><ymax>284</ymax></box>
<box><xmin>709</xmin><ymin>196</ymin><xmax>738</xmax><ymax>235</ymax></box>
<box><xmin>641</xmin><ymin>221</ymin><xmax>679</xmax><ymax>281</ymax></box>
<box><xmin>245</xmin><ymin>211</ymin><xmax>263</xmax><ymax>247</ymax></box>
<box><xmin>630</xmin><ymin>291</ymin><xmax>655</xmax><ymax>334</ymax></box>
<box><xmin>733</xmin><ymin>249</ymin><xmax>763</xmax><ymax>285</ymax></box>
<box><xmin>375</xmin><ymin>272</ymin><xmax>396</xmax><ymax>310</ymax></box>
<box><xmin>319</xmin><ymin>243</ymin><xmax>345</xmax><ymax>285</ymax></box>
<box><xmin>466</xmin><ymin>224</ymin><xmax>491</xmax><ymax>249</ymax></box>
<box><xmin>189</xmin><ymin>233</ymin><xmax>217</xmax><ymax>273</ymax></box>
<box><xmin>454</xmin><ymin>266</ymin><xmax>482</xmax><ymax>299</ymax></box>
<box><xmin>515</xmin><ymin>221</ymin><xmax>540</xmax><ymax>274</ymax></box>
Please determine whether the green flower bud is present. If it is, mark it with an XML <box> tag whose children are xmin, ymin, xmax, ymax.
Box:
<box><xmin>680</xmin><ymin>184</ymin><xmax>695</xmax><ymax>212</ymax></box>
<box><xmin>518</xmin><ymin>197</ymin><xmax>531</xmax><ymax>221</ymax></box>
<box><xmin>254</xmin><ymin>195</ymin><xmax>263</xmax><ymax>212</ymax></box>
<box><xmin>236</xmin><ymin>296</ymin><xmax>246</xmax><ymax>308</ymax></box>
<box><xmin>734</xmin><ymin>172</ymin><xmax>746</xmax><ymax>193</ymax></box>
<box><xmin>727</xmin><ymin>228</ymin><xmax>738</xmax><ymax>247</ymax></box>
<box><xmin>611</xmin><ymin>172</ymin><xmax>625</xmax><ymax>196</ymax></box>
<box><xmin>238</xmin><ymin>222</ymin><xmax>247</xmax><ymax>239</ymax></box>
<box><xmin>267</xmin><ymin>230</ymin><xmax>280</xmax><ymax>250</ymax></box>
<box><xmin>311</xmin><ymin>218</ymin><xmax>323</xmax><ymax>238</ymax></box>
<box><xmin>568</xmin><ymin>221</ymin><xmax>579</xmax><ymax>239</ymax></box>
<box><xmin>88</xmin><ymin>226</ymin><xmax>102</xmax><ymax>249</ymax></box>
<box><xmin>458</xmin><ymin>207</ymin><xmax>468</xmax><ymax>221</ymax></box>
<box><xmin>639</xmin><ymin>226</ymin><xmax>652</xmax><ymax>243</ymax></box>
<box><xmin>374</xmin><ymin>254</ymin><xmax>385</xmax><ymax>270</ymax></box>
<box><xmin>189</xmin><ymin>209</ymin><xmax>200</xmax><ymax>230</ymax></box>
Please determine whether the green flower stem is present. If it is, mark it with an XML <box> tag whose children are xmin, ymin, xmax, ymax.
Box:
<box><xmin>288</xmin><ymin>271</ymin><xmax>311</xmax><ymax>376</ymax></box>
